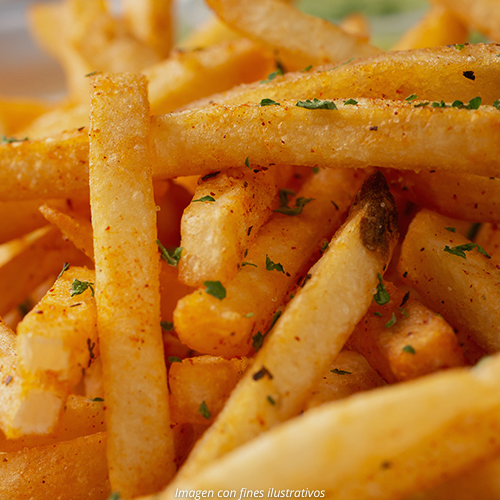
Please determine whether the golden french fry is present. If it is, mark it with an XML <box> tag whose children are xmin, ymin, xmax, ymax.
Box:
<box><xmin>347</xmin><ymin>281</ymin><xmax>466</xmax><ymax>383</ymax></box>
<box><xmin>122</xmin><ymin>0</ymin><xmax>173</xmax><ymax>58</ymax></box>
<box><xmin>206</xmin><ymin>0</ymin><xmax>381</xmax><ymax>70</ymax></box>
<box><xmin>169</xmin><ymin>356</ymin><xmax>250</xmax><ymax>425</ymax></box>
<box><xmin>303</xmin><ymin>350</ymin><xmax>385</xmax><ymax>411</ymax></box>
<box><xmin>0</xmin><ymin>431</ymin><xmax>110</xmax><ymax>500</ymax></box>
<box><xmin>156</xmin><ymin>355</ymin><xmax>500</xmax><ymax>499</ymax></box>
<box><xmin>89</xmin><ymin>72</ymin><xmax>175</xmax><ymax>496</ymax></box>
<box><xmin>179</xmin><ymin>167</ymin><xmax>280</xmax><ymax>287</ymax></box>
<box><xmin>399</xmin><ymin>209</ymin><xmax>500</xmax><ymax>353</ymax></box>
<box><xmin>146</xmin><ymin>39</ymin><xmax>275</xmax><ymax>115</ymax></box>
<box><xmin>0</xmin><ymin>394</ymin><xmax>105</xmax><ymax>453</ymax></box>
<box><xmin>172</xmin><ymin>171</ymin><xmax>398</xmax><ymax>481</ymax></box>
<box><xmin>392</xmin><ymin>5</ymin><xmax>468</xmax><ymax>51</ymax></box>
<box><xmin>174</xmin><ymin>168</ymin><xmax>365</xmax><ymax>358</ymax></box>
<box><xmin>40</xmin><ymin>204</ymin><xmax>94</xmax><ymax>260</ymax></box>
<box><xmin>0</xmin><ymin>318</ymin><xmax>16</xmax><ymax>356</ymax></box>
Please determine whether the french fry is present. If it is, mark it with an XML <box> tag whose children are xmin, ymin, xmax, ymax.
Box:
<box><xmin>40</xmin><ymin>204</ymin><xmax>94</xmax><ymax>260</ymax></box>
<box><xmin>89</xmin><ymin>72</ymin><xmax>175</xmax><ymax>496</ymax></box>
<box><xmin>0</xmin><ymin>97</ymin><xmax>50</xmax><ymax>135</ymax></box>
<box><xmin>0</xmin><ymin>394</ymin><xmax>105</xmax><ymax>453</ymax></box>
<box><xmin>392</xmin><ymin>5</ymin><xmax>468</xmax><ymax>50</ymax></box>
<box><xmin>178</xmin><ymin>167</ymin><xmax>281</xmax><ymax>287</ymax></box>
<box><xmin>159</xmin><ymin>262</ymin><xmax>195</xmax><ymax>324</ymax></box>
<box><xmin>430</xmin><ymin>0</ymin><xmax>500</xmax><ymax>41</ymax></box>
<box><xmin>386</xmin><ymin>169</ymin><xmax>500</xmax><ymax>222</ymax></box>
<box><xmin>172</xmin><ymin>171</ymin><xmax>398</xmax><ymax>481</ymax></box>
<box><xmin>347</xmin><ymin>281</ymin><xmax>466</xmax><ymax>383</ymax></box>
<box><xmin>205</xmin><ymin>0</ymin><xmax>381</xmax><ymax>70</ymax></box>
<box><xmin>156</xmin><ymin>354</ymin><xmax>500</xmax><ymax>500</ymax></box>
<box><xmin>303</xmin><ymin>350</ymin><xmax>385</xmax><ymax>411</ymax></box>
<box><xmin>177</xmin><ymin>15</ymin><xmax>239</xmax><ymax>51</ymax></box>
<box><xmin>174</xmin><ymin>167</ymin><xmax>366</xmax><ymax>357</ymax></box>
<box><xmin>0</xmin><ymin>318</ymin><xmax>16</xmax><ymax>356</ymax></box>
<box><xmin>340</xmin><ymin>12</ymin><xmax>370</xmax><ymax>40</ymax></box>
<box><xmin>169</xmin><ymin>356</ymin><xmax>250</xmax><ymax>425</ymax></box>
<box><xmin>122</xmin><ymin>0</ymin><xmax>173</xmax><ymax>58</ymax></box>
<box><xmin>398</xmin><ymin>209</ymin><xmax>500</xmax><ymax>353</ymax></box>
<box><xmin>16</xmin><ymin>265</ymin><xmax>97</xmax><ymax>386</ymax></box>
<box><xmin>145</xmin><ymin>39</ymin><xmax>275</xmax><ymax>115</ymax></box>
<box><xmin>0</xmin><ymin>431</ymin><xmax>110</xmax><ymax>500</ymax></box>
<box><xmin>0</xmin><ymin>226</ymin><xmax>88</xmax><ymax>317</ymax></box>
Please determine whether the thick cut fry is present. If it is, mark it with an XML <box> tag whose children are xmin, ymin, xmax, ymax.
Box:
<box><xmin>303</xmin><ymin>350</ymin><xmax>385</xmax><ymax>411</ymax></box>
<box><xmin>184</xmin><ymin>43</ymin><xmax>500</xmax><ymax>110</ymax></box>
<box><xmin>386</xmin><ymin>169</ymin><xmax>500</xmax><ymax>222</ymax></box>
<box><xmin>153</xmin><ymin>355</ymin><xmax>500</xmax><ymax>500</ymax></box>
<box><xmin>347</xmin><ymin>282</ymin><xmax>465</xmax><ymax>383</ymax></box>
<box><xmin>392</xmin><ymin>5</ymin><xmax>468</xmax><ymax>51</ymax></box>
<box><xmin>431</xmin><ymin>0</ymin><xmax>500</xmax><ymax>41</ymax></box>
<box><xmin>179</xmin><ymin>167</ymin><xmax>280</xmax><ymax>286</ymax></box>
<box><xmin>174</xmin><ymin>168</ymin><xmax>366</xmax><ymax>358</ymax></box>
<box><xmin>0</xmin><ymin>226</ymin><xmax>88</xmax><ymax>317</ymax></box>
<box><xmin>399</xmin><ymin>209</ymin><xmax>500</xmax><ymax>354</ymax></box>
<box><xmin>169</xmin><ymin>356</ymin><xmax>250</xmax><ymax>425</ymax></box>
<box><xmin>16</xmin><ymin>266</ymin><xmax>96</xmax><ymax>385</ymax></box>
<box><xmin>206</xmin><ymin>0</ymin><xmax>381</xmax><ymax>70</ymax></box>
<box><xmin>0</xmin><ymin>394</ymin><xmax>105</xmax><ymax>453</ymax></box>
<box><xmin>89</xmin><ymin>73</ymin><xmax>174</xmax><ymax>497</ymax></box>
<box><xmin>147</xmin><ymin>39</ymin><xmax>275</xmax><ymax>115</ymax></box>
<box><xmin>40</xmin><ymin>204</ymin><xmax>94</xmax><ymax>260</ymax></box>
<box><xmin>0</xmin><ymin>432</ymin><xmax>109</xmax><ymax>500</ymax></box>
<box><xmin>122</xmin><ymin>0</ymin><xmax>173</xmax><ymax>58</ymax></box>
<box><xmin>172</xmin><ymin>171</ymin><xmax>398</xmax><ymax>481</ymax></box>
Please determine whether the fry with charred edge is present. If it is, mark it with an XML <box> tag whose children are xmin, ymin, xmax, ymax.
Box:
<box><xmin>205</xmin><ymin>0</ymin><xmax>380</xmax><ymax>70</ymax></box>
<box><xmin>174</xmin><ymin>168</ymin><xmax>365</xmax><ymax>358</ymax></box>
<box><xmin>183</xmin><ymin>43</ymin><xmax>500</xmax><ymax>110</ymax></box>
<box><xmin>147</xmin><ymin>354</ymin><xmax>500</xmax><ymax>500</ymax></box>
<box><xmin>89</xmin><ymin>73</ymin><xmax>175</xmax><ymax>497</ymax></box>
<box><xmin>347</xmin><ymin>281</ymin><xmax>466</xmax><ymax>383</ymax></box>
<box><xmin>399</xmin><ymin>209</ymin><xmax>500</xmax><ymax>354</ymax></box>
<box><xmin>168</xmin><ymin>171</ymin><xmax>398</xmax><ymax>483</ymax></box>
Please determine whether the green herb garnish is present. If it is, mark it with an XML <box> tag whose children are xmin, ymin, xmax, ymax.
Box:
<box><xmin>385</xmin><ymin>312</ymin><xmax>397</xmax><ymax>328</ymax></box>
<box><xmin>160</xmin><ymin>321</ymin><xmax>174</xmax><ymax>332</ymax></box>
<box><xmin>343</xmin><ymin>99</ymin><xmax>358</xmax><ymax>105</ymax></box>
<box><xmin>444</xmin><ymin>243</ymin><xmax>491</xmax><ymax>259</ymax></box>
<box><xmin>71</xmin><ymin>279</ymin><xmax>95</xmax><ymax>297</ymax></box>
<box><xmin>192</xmin><ymin>195</ymin><xmax>215</xmax><ymax>202</ymax></box>
<box><xmin>156</xmin><ymin>240</ymin><xmax>182</xmax><ymax>267</ymax></box>
<box><xmin>204</xmin><ymin>280</ymin><xmax>226</xmax><ymax>300</ymax></box>
<box><xmin>198</xmin><ymin>401</ymin><xmax>211</xmax><ymax>419</ymax></box>
<box><xmin>402</xmin><ymin>345</ymin><xmax>416</xmax><ymax>354</ymax></box>
<box><xmin>331</xmin><ymin>368</ymin><xmax>351</xmax><ymax>375</ymax></box>
<box><xmin>265</xmin><ymin>255</ymin><xmax>285</xmax><ymax>273</ymax></box>
<box><xmin>373</xmin><ymin>273</ymin><xmax>390</xmax><ymax>305</ymax></box>
<box><xmin>260</xmin><ymin>98</ymin><xmax>280</xmax><ymax>106</ymax></box>
<box><xmin>296</xmin><ymin>98</ymin><xmax>337</xmax><ymax>110</ymax></box>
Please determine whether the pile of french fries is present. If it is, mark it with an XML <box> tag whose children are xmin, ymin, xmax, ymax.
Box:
<box><xmin>2</xmin><ymin>0</ymin><xmax>500</xmax><ymax>499</ymax></box>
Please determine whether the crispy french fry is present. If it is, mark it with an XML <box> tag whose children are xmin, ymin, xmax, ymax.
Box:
<box><xmin>169</xmin><ymin>356</ymin><xmax>250</xmax><ymax>425</ymax></box>
<box><xmin>0</xmin><ymin>394</ymin><xmax>105</xmax><ymax>453</ymax></box>
<box><xmin>392</xmin><ymin>5</ymin><xmax>468</xmax><ymax>51</ymax></box>
<box><xmin>40</xmin><ymin>204</ymin><xmax>94</xmax><ymax>260</ymax></box>
<box><xmin>174</xmin><ymin>168</ymin><xmax>366</xmax><ymax>357</ymax></box>
<box><xmin>205</xmin><ymin>0</ymin><xmax>381</xmax><ymax>70</ymax></box>
<box><xmin>172</xmin><ymin>171</ymin><xmax>398</xmax><ymax>481</ymax></box>
<box><xmin>179</xmin><ymin>167</ymin><xmax>280</xmax><ymax>287</ymax></box>
<box><xmin>0</xmin><ymin>431</ymin><xmax>109</xmax><ymax>500</ymax></box>
<box><xmin>347</xmin><ymin>281</ymin><xmax>465</xmax><ymax>383</ymax></box>
<box><xmin>122</xmin><ymin>0</ymin><xmax>173</xmax><ymax>58</ymax></box>
<box><xmin>386</xmin><ymin>169</ymin><xmax>500</xmax><ymax>223</ymax></box>
<box><xmin>0</xmin><ymin>319</ymin><xmax>16</xmax><ymax>356</ymax></box>
<box><xmin>303</xmin><ymin>350</ymin><xmax>385</xmax><ymax>411</ymax></box>
<box><xmin>155</xmin><ymin>355</ymin><xmax>500</xmax><ymax>500</ymax></box>
<box><xmin>0</xmin><ymin>226</ymin><xmax>88</xmax><ymax>317</ymax></box>
<box><xmin>89</xmin><ymin>73</ymin><xmax>175</xmax><ymax>496</ymax></box>
<box><xmin>399</xmin><ymin>209</ymin><xmax>500</xmax><ymax>353</ymax></box>
<box><xmin>146</xmin><ymin>39</ymin><xmax>275</xmax><ymax>115</ymax></box>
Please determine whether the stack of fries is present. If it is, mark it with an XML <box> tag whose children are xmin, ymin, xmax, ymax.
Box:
<box><xmin>2</xmin><ymin>0</ymin><xmax>500</xmax><ymax>499</ymax></box>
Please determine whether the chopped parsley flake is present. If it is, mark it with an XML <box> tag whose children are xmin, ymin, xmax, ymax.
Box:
<box><xmin>245</xmin><ymin>157</ymin><xmax>251</xmax><ymax>169</ymax></box>
<box><xmin>312</xmin><ymin>166</ymin><xmax>320</xmax><ymax>174</ymax></box>
<box><xmin>242</xmin><ymin>262</ymin><xmax>257</xmax><ymax>268</ymax></box>
<box><xmin>1</xmin><ymin>135</ymin><xmax>28</xmax><ymax>144</ymax></box>
<box><xmin>444</xmin><ymin>227</ymin><xmax>456</xmax><ymax>233</ymax></box>
<box><xmin>331</xmin><ymin>368</ymin><xmax>351</xmax><ymax>375</ymax></box>
<box><xmin>192</xmin><ymin>195</ymin><xmax>215</xmax><ymax>202</ymax></box>
<box><xmin>405</xmin><ymin>94</ymin><xmax>418</xmax><ymax>102</ymax></box>
<box><xmin>414</xmin><ymin>102</ymin><xmax>430</xmax><ymax>108</ymax></box>
<box><xmin>260</xmin><ymin>98</ymin><xmax>280</xmax><ymax>106</ymax></box>
<box><xmin>71</xmin><ymin>279</ymin><xmax>95</xmax><ymax>297</ymax></box>
<box><xmin>261</xmin><ymin>67</ymin><xmax>284</xmax><ymax>84</ymax></box>
<box><xmin>274</xmin><ymin>196</ymin><xmax>314</xmax><ymax>216</ymax></box>
<box><xmin>402</xmin><ymin>345</ymin><xmax>416</xmax><ymax>354</ymax></box>
<box><xmin>168</xmin><ymin>356</ymin><xmax>182</xmax><ymax>363</ymax></box>
<box><xmin>320</xmin><ymin>241</ymin><xmax>329</xmax><ymax>252</ymax></box>
<box><xmin>57</xmin><ymin>262</ymin><xmax>70</xmax><ymax>280</ymax></box>
<box><xmin>443</xmin><ymin>243</ymin><xmax>491</xmax><ymax>259</ymax></box>
<box><xmin>198</xmin><ymin>401</ymin><xmax>211</xmax><ymax>419</ymax></box>
<box><xmin>160</xmin><ymin>321</ymin><xmax>174</xmax><ymax>332</ymax></box>
<box><xmin>493</xmin><ymin>100</ymin><xmax>500</xmax><ymax>110</ymax></box>
<box><xmin>267</xmin><ymin>395</ymin><xmax>276</xmax><ymax>405</ymax></box>
<box><xmin>301</xmin><ymin>65</ymin><xmax>313</xmax><ymax>72</ymax></box>
<box><xmin>455</xmin><ymin>44</ymin><xmax>465</xmax><ymax>50</ymax></box>
<box><xmin>91</xmin><ymin>397</ymin><xmax>104</xmax><ymax>402</ymax></box>
<box><xmin>252</xmin><ymin>331</ymin><xmax>265</xmax><ymax>351</ymax></box>
<box><xmin>252</xmin><ymin>366</ymin><xmax>273</xmax><ymax>381</ymax></box>
<box><xmin>385</xmin><ymin>312</ymin><xmax>397</xmax><ymax>328</ymax></box>
<box><xmin>296</xmin><ymin>98</ymin><xmax>337</xmax><ymax>110</ymax></box>
<box><xmin>85</xmin><ymin>70</ymin><xmax>98</xmax><ymax>77</ymax></box>
<box><xmin>156</xmin><ymin>240</ymin><xmax>183</xmax><ymax>267</ymax></box>
<box><xmin>373</xmin><ymin>273</ymin><xmax>390</xmax><ymax>305</ymax></box>
<box><xmin>204</xmin><ymin>281</ymin><xmax>226</xmax><ymax>300</ymax></box>
<box><xmin>373</xmin><ymin>311</ymin><xmax>382</xmax><ymax>317</ymax></box>
<box><xmin>265</xmin><ymin>255</ymin><xmax>285</xmax><ymax>273</ymax></box>
<box><xmin>343</xmin><ymin>99</ymin><xmax>358</xmax><ymax>105</ymax></box>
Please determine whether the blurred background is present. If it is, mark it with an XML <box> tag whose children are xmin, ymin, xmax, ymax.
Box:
<box><xmin>0</xmin><ymin>0</ymin><xmax>429</xmax><ymax>98</ymax></box>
